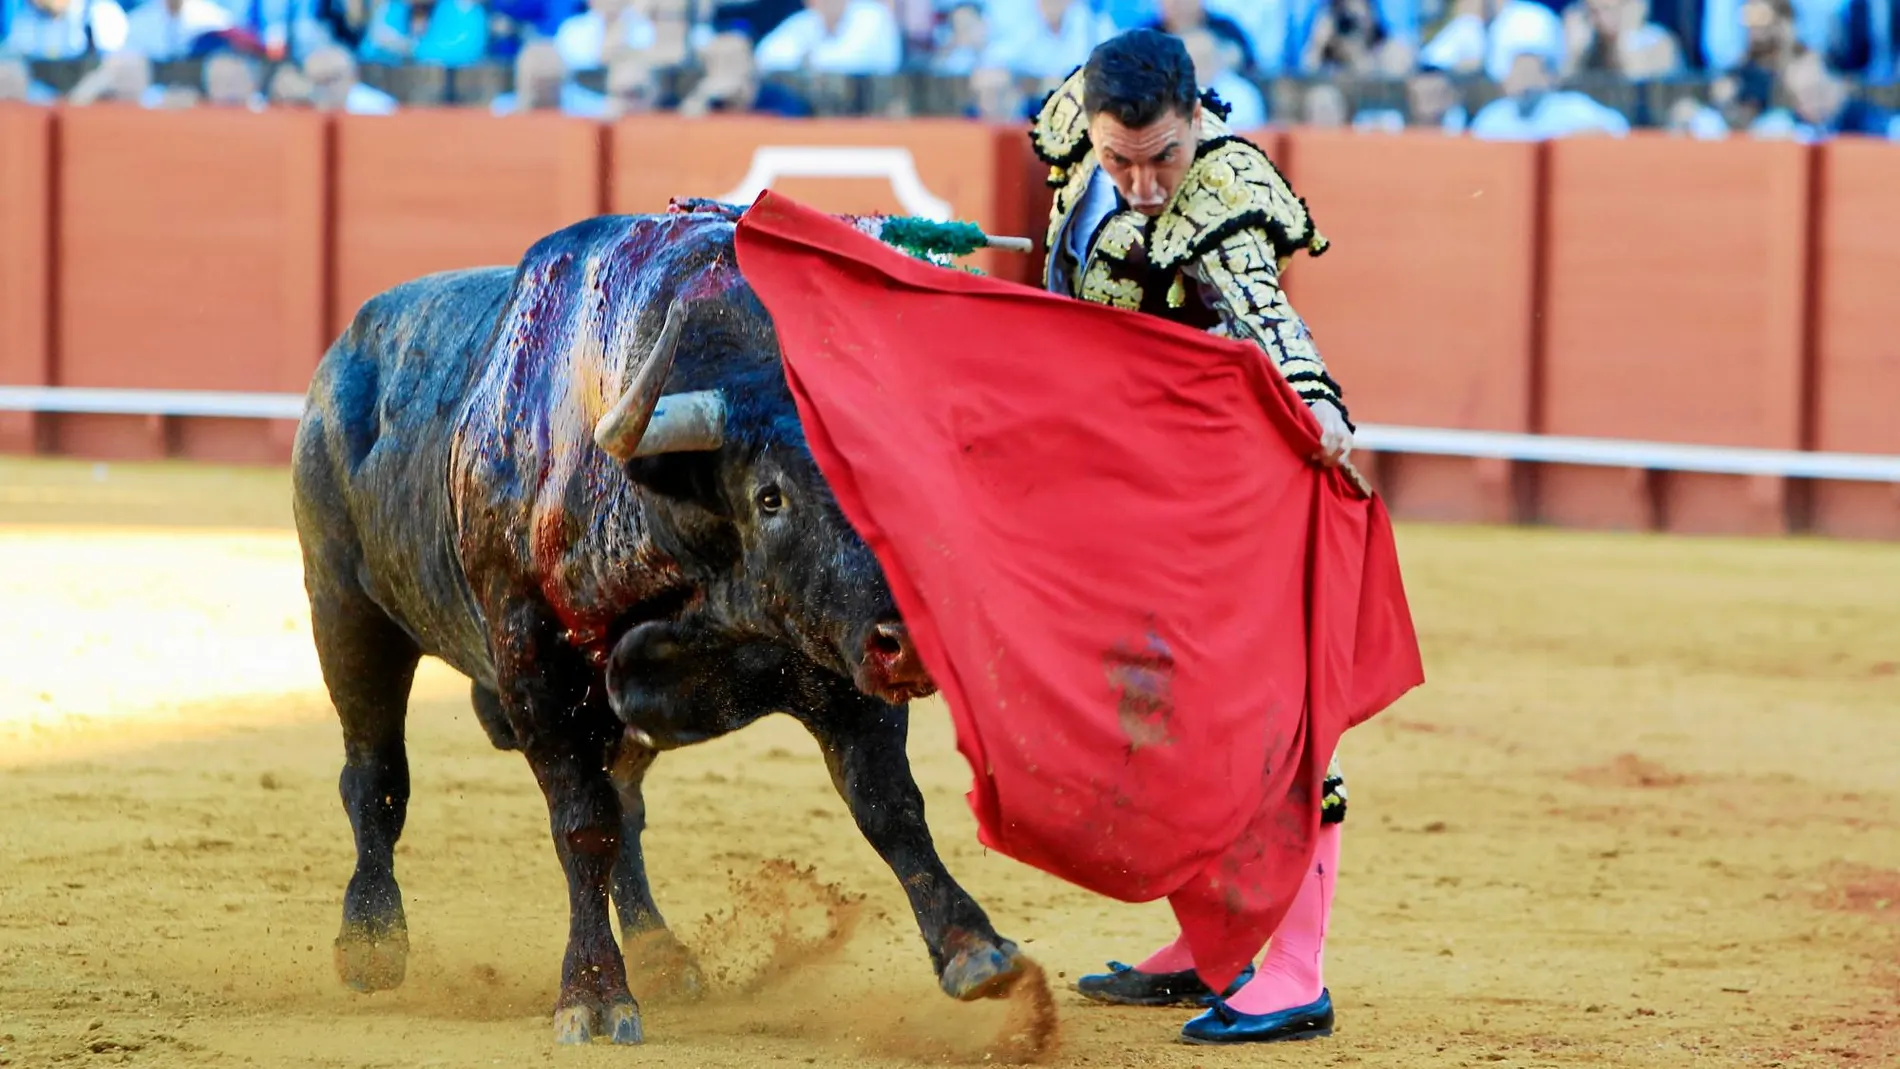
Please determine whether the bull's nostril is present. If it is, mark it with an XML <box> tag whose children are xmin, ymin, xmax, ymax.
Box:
<box><xmin>869</xmin><ymin>623</ymin><xmax>906</xmax><ymax>659</ymax></box>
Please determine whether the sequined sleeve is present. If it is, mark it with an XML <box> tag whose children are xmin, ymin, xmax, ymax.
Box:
<box><xmin>1188</xmin><ymin>230</ymin><xmax>1348</xmax><ymax>419</ymax></box>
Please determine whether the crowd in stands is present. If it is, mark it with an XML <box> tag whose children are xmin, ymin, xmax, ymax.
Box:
<box><xmin>1</xmin><ymin>0</ymin><xmax>1895</xmax><ymax>139</ymax></box>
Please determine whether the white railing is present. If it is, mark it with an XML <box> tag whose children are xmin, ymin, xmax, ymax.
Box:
<box><xmin>3</xmin><ymin>385</ymin><xmax>1900</xmax><ymax>483</ymax></box>
<box><xmin>0</xmin><ymin>386</ymin><xmax>305</xmax><ymax>421</ymax></box>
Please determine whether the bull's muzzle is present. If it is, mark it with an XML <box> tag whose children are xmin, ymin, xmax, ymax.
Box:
<box><xmin>855</xmin><ymin>620</ymin><xmax>937</xmax><ymax>704</ymax></box>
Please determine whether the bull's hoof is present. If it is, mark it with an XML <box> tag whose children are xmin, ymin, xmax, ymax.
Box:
<box><xmin>334</xmin><ymin>925</ymin><xmax>409</xmax><ymax>993</ymax></box>
<box><xmin>624</xmin><ymin>929</ymin><xmax>706</xmax><ymax>1004</ymax></box>
<box><xmin>553</xmin><ymin>1005</ymin><xmax>596</xmax><ymax>1046</ymax></box>
<box><xmin>605</xmin><ymin>1000</ymin><xmax>644</xmax><ymax>1045</ymax></box>
<box><xmin>552</xmin><ymin>999</ymin><xmax>644</xmax><ymax>1045</ymax></box>
<box><xmin>940</xmin><ymin>937</ymin><xmax>1027</xmax><ymax>1002</ymax></box>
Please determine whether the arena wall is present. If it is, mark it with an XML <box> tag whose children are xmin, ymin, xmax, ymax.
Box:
<box><xmin>0</xmin><ymin>103</ymin><xmax>1895</xmax><ymax>539</ymax></box>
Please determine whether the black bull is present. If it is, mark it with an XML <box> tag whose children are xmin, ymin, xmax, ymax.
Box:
<box><xmin>289</xmin><ymin>209</ymin><xmax>1026</xmax><ymax>1045</ymax></box>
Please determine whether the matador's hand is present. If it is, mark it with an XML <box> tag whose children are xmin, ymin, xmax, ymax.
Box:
<box><xmin>1307</xmin><ymin>398</ymin><xmax>1354</xmax><ymax>467</ymax></box>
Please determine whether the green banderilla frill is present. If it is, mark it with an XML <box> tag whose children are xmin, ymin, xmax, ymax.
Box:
<box><xmin>858</xmin><ymin>215</ymin><xmax>1035</xmax><ymax>274</ymax></box>
<box><xmin>876</xmin><ymin>217</ymin><xmax>992</xmax><ymax>260</ymax></box>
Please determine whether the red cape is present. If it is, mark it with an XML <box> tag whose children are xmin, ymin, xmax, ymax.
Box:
<box><xmin>732</xmin><ymin>192</ymin><xmax>1425</xmax><ymax>990</ymax></box>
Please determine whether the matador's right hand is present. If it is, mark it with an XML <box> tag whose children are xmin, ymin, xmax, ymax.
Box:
<box><xmin>1307</xmin><ymin>398</ymin><xmax>1354</xmax><ymax>468</ymax></box>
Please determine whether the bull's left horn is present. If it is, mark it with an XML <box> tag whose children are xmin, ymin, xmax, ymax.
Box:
<box><xmin>633</xmin><ymin>390</ymin><xmax>727</xmax><ymax>456</ymax></box>
<box><xmin>594</xmin><ymin>299</ymin><xmax>689</xmax><ymax>461</ymax></box>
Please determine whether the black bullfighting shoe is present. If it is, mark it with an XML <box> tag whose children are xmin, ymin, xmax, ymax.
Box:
<box><xmin>1074</xmin><ymin>961</ymin><xmax>1256</xmax><ymax>1007</ymax></box>
<box><xmin>1178</xmin><ymin>988</ymin><xmax>1335</xmax><ymax>1045</ymax></box>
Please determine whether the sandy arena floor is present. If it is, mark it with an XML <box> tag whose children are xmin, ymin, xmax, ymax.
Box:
<box><xmin>1</xmin><ymin>456</ymin><xmax>1896</xmax><ymax>1069</ymax></box>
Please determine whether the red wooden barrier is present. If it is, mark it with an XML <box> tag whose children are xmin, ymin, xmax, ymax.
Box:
<box><xmin>54</xmin><ymin>105</ymin><xmax>325</xmax><ymax>463</ymax></box>
<box><xmin>0</xmin><ymin>105</ymin><xmax>52</xmax><ymax>455</ymax></box>
<box><xmin>331</xmin><ymin>110</ymin><xmax>604</xmax><ymax>338</ymax></box>
<box><xmin>3</xmin><ymin>109</ymin><xmax>1897</xmax><ymax>541</ymax></box>
<box><xmin>608</xmin><ymin>117</ymin><xmax>1035</xmax><ymax>282</ymax></box>
<box><xmin>1539</xmin><ymin>133</ymin><xmax>1811</xmax><ymax>535</ymax></box>
<box><xmin>1810</xmin><ymin>139</ymin><xmax>1900</xmax><ymax>540</ymax></box>
<box><xmin>1284</xmin><ymin>129</ymin><xmax>1541</xmax><ymax>524</ymax></box>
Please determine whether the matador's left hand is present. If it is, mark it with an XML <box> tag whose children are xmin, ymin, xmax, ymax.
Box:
<box><xmin>1307</xmin><ymin>398</ymin><xmax>1354</xmax><ymax>467</ymax></box>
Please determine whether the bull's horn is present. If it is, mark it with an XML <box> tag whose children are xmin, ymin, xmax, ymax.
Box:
<box><xmin>594</xmin><ymin>299</ymin><xmax>689</xmax><ymax>460</ymax></box>
<box><xmin>633</xmin><ymin>390</ymin><xmax>727</xmax><ymax>457</ymax></box>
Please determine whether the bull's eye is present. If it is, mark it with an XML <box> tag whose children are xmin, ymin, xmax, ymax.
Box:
<box><xmin>756</xmin><ymin>485</ymin><xmax>785</xmax><ymax>514</ymax></box>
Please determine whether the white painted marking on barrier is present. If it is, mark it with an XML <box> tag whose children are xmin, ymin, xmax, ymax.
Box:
<box><xmin>2</xmin><ymin>386</ymin><xmax>1898</xmax><ymax>482</ymax></box>
<box><xmin>713</xmin><ymin>147</ymin><xmax>954</xmax><ymax>221</ymax></box>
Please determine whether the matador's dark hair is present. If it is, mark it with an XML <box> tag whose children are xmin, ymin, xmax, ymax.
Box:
<box><xmin>1082</xmin><ymin>29</ymin><xmax>1200</xmax><ymax>128</ymax></box>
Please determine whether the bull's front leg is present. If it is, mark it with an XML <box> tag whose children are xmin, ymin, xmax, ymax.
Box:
<box><xmin>606</xmin><ymin>742</ymin><xmax>705</xmax><ymax>1002</ymax></box>
<box><xmin>796</xmin><ymin>696</ymin><xmax>1026</xmax><ymax>1001</ymax></box>
<box><xmin>492</xmin><ymin>605</ymin><xmax>643</xmax><ymax>1046</ymax></box>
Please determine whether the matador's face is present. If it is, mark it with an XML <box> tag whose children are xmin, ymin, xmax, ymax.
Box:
<box><xmin>1089</xmin><ymin>102</ymin><xmax>1203</xmax><ymax>217</ymax></box>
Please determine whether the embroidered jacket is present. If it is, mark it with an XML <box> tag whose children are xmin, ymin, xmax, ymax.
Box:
<box><xmin>1031</xmin><ymin>68</ymin><xmax>1348</xmax><ymax>420</ymax></box>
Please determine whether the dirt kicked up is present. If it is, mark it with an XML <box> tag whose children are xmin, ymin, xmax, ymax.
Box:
<box><xmin>1</xmin><ymin>456</ymin><xmax>1896</xmax><ymax>1069</ymax></box>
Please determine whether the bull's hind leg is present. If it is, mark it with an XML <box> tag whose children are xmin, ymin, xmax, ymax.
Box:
<box><xmin>797</xmin><ymin>697</ymin><xmax>1026</xmax><ymax>1002</ymax></box>
<box><xmin>607</xmin><ymin>744</ymin><xmax>706</xmax><ymax>1002</ymax></box>
<box><xmin>309</xmin><ymin>587</ymin><xmax>422</xmax><ymax>993</ymax></box>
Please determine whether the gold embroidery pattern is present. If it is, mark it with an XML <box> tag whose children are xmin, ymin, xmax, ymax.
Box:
<box><xmin>1075</xmin><ymin>210</ymin><xmax>1148</xmax><ymax>308</ymax></box>
<box><xmin>1322</xmin><ymin>753</ymin><xmax>1348</xmax><ymax>824</ymax></box>
<box><xmin>1148</xmin><ymin>139</ymin><xmax>1328</xmax><ymax>273</ymax></box>
<box><xmin>1031</xmin><ymin>87</ymin><xmax>1346</xmax><ymax>414</ymax></box>
<box><xmin>1194</xmin><ymin>228</ymin><xmax>1337</xmax><ymax>405</ymax></box>
<box><xmin>1029</xmin><ymin>67</ymin><xmax>1090</xmax><ymax>175</ymax></box>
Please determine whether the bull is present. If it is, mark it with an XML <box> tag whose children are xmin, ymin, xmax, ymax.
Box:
<box><xmin>289</xmin><ymin>205</ymin><xmax>1026</xmax><ymax>1046</ymax></box>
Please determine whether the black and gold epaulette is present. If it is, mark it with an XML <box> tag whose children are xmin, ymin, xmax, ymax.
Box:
<box><xmin>1148</xmin><ymin>137</ymin><xmax>1330</xmax><ymax>273</ymax></box>
<box><xmin>1029</xmin><ymin>67</ymin><xmax>1090</xmax><ymax>188</ymax></box>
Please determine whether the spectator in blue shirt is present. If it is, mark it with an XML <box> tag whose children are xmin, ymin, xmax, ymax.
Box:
<box><xmin>121</xmin><ymin>0</ymin><xmax>236</xmax><ymax>61</ymax></box>
<box><xmin>357</xmin><ymin>0</ymin><xmax>487</xmax><ymax>67</ymax></box>
<box><xmin>1182</xmin><ymin>24</ymin><xmax>1266</xmax><ymax>126</ymax></box>
<box><xmin>1145</xmin><ymin>0</ymin><xmax>1254</xmax><ymax>70</ymax></box>
<box><xmin>2</xmin><ymin>0</ymin><xmax>129</xmax><ymax>58</ymax></box>
<box><xmin>1468</xmin><ymin>46</ymin><xmax>1632</xmax><ymax>137</ymax></box>
<box><xmin>977</xmin><ymin>0</ymin><xmax>1115</xmax><ymax>80</ymax></box>
<box><xmin>754</xmin><ymin>0</ymin><xmax>904</xmax><ymax>75</ymax></box>
<box><xmin>491</xmin><ymin>37</ymin><xmax>607</xmax><ymax>114</ymax></box>
<box><xmin>1755</xmin><ymin>45</ymin><xmax>1900</xmax><ymax>137</ymax></box>
<box><xmin>0</xmin><ymin>54</ymin><xmax>60</xmax><ymax>101</ymax></box>
<box><xmin>552</xmin><ymin>0</ymin><xmax>653</xmax><ymax>70</ymax></box>
<box><xmin>304</xmin><ymin>40</ymin><xmax>400</xmax><ymax>109</ymax></box>
<box><xmin>66</xmin><ymin>45</ymin><xmax>168</xmax><ymax>104</ymax></box>
<box><xmin>680</xmin><ymin>26</ymin><xmax>815</xmax><ymax>114</ymax></box>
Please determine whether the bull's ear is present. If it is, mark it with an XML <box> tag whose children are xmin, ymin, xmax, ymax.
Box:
<box><xmin>624</xmin><ymin>453</ymin><xmax>728</xmax><ymax>514</ymax></box>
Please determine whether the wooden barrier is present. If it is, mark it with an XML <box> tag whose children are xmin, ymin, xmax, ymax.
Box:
<box><xmin>0</xmin><ymin>106</ymin><xmax>1895</xmax><ymax>541</ymax></box>
<box><xmin>0</xmin><ymin>106</ymin><xmax>52</xmax><ymax>455</ymax></box>
<box><xmin>53</xmin><ymin>106</ymin><xmax>326</xmax><ymax>463</ymax></box>
<box><xmin>1283</xmin><ymin>129</ymin><xmax>1541</xmax><ymax>525</ymax></box>
<box><xmin>608</xmin><ymin>117</ymin><xmax>1038</xmax><ymax>283</ymax></box>
<box><xmin>331</xmin><ymin>110</ymin><xmax>604</xmax><ymax>336</ymax></box>
<box><xmin>1538</xmin><ymin>133</ymin><xmax>1811</xmax><ymax>536</ymax></box>
<box><xmin>1810</xmin><ymin>139</ymin><xmax>1900</xmax><ymax>540</ymax></box>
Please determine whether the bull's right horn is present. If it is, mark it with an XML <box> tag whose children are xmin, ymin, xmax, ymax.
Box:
<box><xmin>633</xmin><ymin>390</ymin><xmax>727</xmax><ymax>457</ymax></box>
<box><xmin>594</xmin><ymin>299</ymin><xmax>688</xmax><ymax>461</ymax></box>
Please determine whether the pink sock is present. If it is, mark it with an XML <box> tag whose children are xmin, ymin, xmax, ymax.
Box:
<box><xmin>1132</xmin><ymin>931</ymin><xmax>1197</xmax><ymax>974</ymax></box>
<box><xmin>1223</xmin><ymin>823</ymin><xmax>1340</xmax><ymax>1014</ymax></box>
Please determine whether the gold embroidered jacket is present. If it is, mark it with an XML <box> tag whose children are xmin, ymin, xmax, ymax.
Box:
<box><xmin>1031</xmin><ymin>69</ymin><xmax>1348</xmax><ymax>419</ymax></box>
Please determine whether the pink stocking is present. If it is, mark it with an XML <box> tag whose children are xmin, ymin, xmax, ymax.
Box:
<box><xmin>1222</xmin><ymin>822</ymin><xmax>1340</xmax><ymax>1014</ymax></box>
<box><xmin>1132</xmin><ymin>931</ymin><xmax>1197</xmax><ymax>974</ymax></box>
